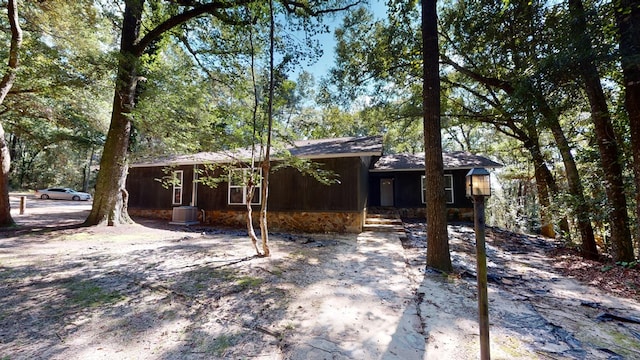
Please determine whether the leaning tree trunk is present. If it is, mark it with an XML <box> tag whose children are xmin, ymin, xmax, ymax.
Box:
<box><xmin>538</xmin><ymin>156</ymin><xmax>571</xmax><ymax>238</ymax></box>
<box><xmin>85</xmin><ymin>1</ymin><xmax>142</xmax><ymax>226</ymax></box>
<box><xmin>422</xmin><ymin>0</ymin><xmax>452</xmax><ymax>272</ymax></box>
<box><xmin>259</xmin><ymin>160</ymin><xmax>270</xmax><ymax>257</ymax></box>
<box><xmin>528</xmin><ymin>84</ymin><xmax>597</xmax><ymax>256</ymax></box>
<box><xmin>523</xmin><ymin>132</ymin><xmax>556</xmax><ymax>238</ymax></box>
<box><xmin>245</xmin><ymin>183</ymin><xmax>262</xmax><ymax>255</ymax></box>
<box><xmin>504</xmin><ymin>119</ymin><xmax>571</xmax><ymax>240</ymax></box>
<box><xmin>616</xmin><ymin>0</ymin><xmax>640</xmax><ymax>252</ymax></box>
<box><xmin>569</xmin><ymin>0</ymin><xmax>634</xmax><ymax>261</ymax></box>
<box><xmin>258</xmin><ymin>0</ymin><xmax>275</xmax><ymax>258</ymax></box>
<box><xmin>532</xmin><ymin>163</ymin><xmax>554</xmax><ymax>238</ymax></box>
<box><xmin>0</xmin><ymin>124</ymin><xmax>14</xmax><ymax>227</ymax></box>
<box><xmin>541</xmin><ymin>104</ymin><xmax>598</xmax><ymax>258</ymax></box>
<box><xmin>0</xmin><ymin>0</ymin><xmax>22</xmax><ymax>227</ymax></box>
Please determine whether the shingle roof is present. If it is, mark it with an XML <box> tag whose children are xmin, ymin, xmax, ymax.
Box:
<box><xmin>371</xmin><ymin>152</ymin><xmax>502</xmax><ymax>171</ymax></box>
<box><xmin>289</xmin><ymin>135</ymin><xmax>383</xmax><ymax>158</ymax></box>
<box><xmin>130</xmin><ymin>136</ymin><xmax>384</xmax><ymax>168</ymax></box>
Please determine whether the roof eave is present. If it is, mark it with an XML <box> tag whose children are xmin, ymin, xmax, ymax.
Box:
<box><xmin>370</xmin><ymin>165</ymin><xmax>503</xmax><ymax>172</ymax></box>
<box><xmin>130</xmin><ymin>151</ymin><xmax>382</xmax><ymax>168</ymax></box>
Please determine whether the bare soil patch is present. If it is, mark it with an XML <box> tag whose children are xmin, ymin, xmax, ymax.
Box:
<box><xmin>403</xmin><ymin>220</ymin><xmax>640</xmax><ymax>359</ymax></box>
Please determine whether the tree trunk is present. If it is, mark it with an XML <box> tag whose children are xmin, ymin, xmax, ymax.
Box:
<box><xmin>258</xmin><ymin>0</ymin><xmax>275</xmax><ymax>258</ymax></box>
<box><xmin>422</xmin><ymin>0</ymin><xmax>452</xmax><ymax>272</ymax></box>
<box><xmin>84</xmin><ymin>0</ymin><xmax>142</xmax><ymax>226</ymax></box>
<box><xmin>532</xmin><ymin>164</ymin><xmax>554</xmax><ymax>238</ymax></box>
<box><xmin>246</xmin><ymin>183</ymin><xmax>261</xmax><ymax>255</ymax></box>
<box><xmin>616</xmin><ymin>0</ymin><xmax>640</xmax><ymax>252</ymax></box>
<box><xmin>0</xmin><ymin>0</ymin><xmax>22</xmax><ymax>227</ymax></box>
<box><xmin>82</xmin><ymin>146</ymin><xmax>94</xmax><ymax>193</ymax></box>
<box><xmin>523</xmin><ymin>130</ymin><xmax>556</xmax><ymax>238</ymax></box>
<box><xmin>259</xmin><ymin>161</ymin><xmax>270</xmax><ymax>257</ymax></box>
<box><xmin>532</xmin><ymin>87</ymin><xmax>596</xmax><ymax>256</ymax></box>
<box><xmin>520</xmin><ymin>83</ymin><xmax>597</xmax><ymax>253</ymax></box>
<box><xmin>569</xmin><ymin>0</ymin><xmax>634</xmax><ymax>261</ymax></box>
<box><xmin>0</xmin><ymin>0</ymin><xmax>20</xmax><ymax>105</ymax></box>
<box><xmin>0</xmin><ymin>123</ymin><xmax>14</xmax><ymax>227</ymax></box>
<box><xmin>542</xmin><ymin>107</ymin><xmax>598</xmax><ymax>258</ymax></box>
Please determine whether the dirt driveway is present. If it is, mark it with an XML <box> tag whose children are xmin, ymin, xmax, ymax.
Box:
<box><xmin>9</xmin><ymin>194</ymin><xmax>91</xmax><ymax>227</ymax></box>
<box><xmin>1</xmin><ymin>200</ymin><xmax>639</xmax><ymax>359</ymax></box>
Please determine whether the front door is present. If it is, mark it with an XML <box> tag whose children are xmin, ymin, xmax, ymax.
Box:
<box><xmin>380</xmin><ymin>178</ymin><xmax>394</xmax><ymax>206</ymax></box>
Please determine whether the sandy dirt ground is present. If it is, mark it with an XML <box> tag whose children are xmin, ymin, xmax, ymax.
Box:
<box><xmin>1</xmin><ymin>195</ymin><xmax>639</xmax><ymax>359</ymax></box>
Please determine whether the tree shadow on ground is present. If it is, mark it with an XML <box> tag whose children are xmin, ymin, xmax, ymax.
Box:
<box><xmin>2</xmin><ymin>219</ymin><xmax>395</xmax><ymax>359</ymax></box>
<box><xmin>403</xmin><ymin>221</ymin><xmax>640</xmax><ymax>359</ymax></box>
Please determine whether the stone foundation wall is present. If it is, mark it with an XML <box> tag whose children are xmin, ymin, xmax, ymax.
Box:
<box><xmin>130</xmin><ymin>207</ymin><xmax>473</xmax><ymax>230</ymax></box>
<box><xmin>203</xmin><ymin>210</ymin><xmax>363</xmax><ymax>233</ymax></box>
<box><xmin>130</xmin><ymin>208</ymin><xmax>363</xmax><ymax>233</ymax></box>
<box><xmin>129</xmin><ymin>209</ymin><xmax>173</xmax><ymax>221</ymax></box>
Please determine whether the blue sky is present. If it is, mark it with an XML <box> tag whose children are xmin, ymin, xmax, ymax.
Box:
<box><xmin>298</xmin><ymin>0</ymin><xmax>387</xmax><ymax>81</ymax></box>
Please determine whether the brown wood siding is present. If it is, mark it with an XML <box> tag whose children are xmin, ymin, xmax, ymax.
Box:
<box><xmin>269</xmin><ymin>157</ymin><xmax>362</xmax><ymax>212</ymax></box>
<box><xmin>358</xmin><ymin>156</ymin><xmax>372</xmax><ymax>210</ymax></box>
<box><xmin>195</xmin><ymin>166</ymin><xmax>230</xmax><ymax>209</ymax></box>
<box><xmin>192</xmin><ymin>157</ymin><xmax>364</xmax><ymax>212</ymax></box>
<box><xmin>127</xmin><ymin>165</ymin><xmax>193</xmax><ymax>209</ymax></box>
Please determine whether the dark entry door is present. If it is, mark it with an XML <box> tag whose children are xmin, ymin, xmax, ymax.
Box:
<box><xmin>380</xmin><ymin>178</ymin><xmax>394</xmax><ymax>206</ymax></box>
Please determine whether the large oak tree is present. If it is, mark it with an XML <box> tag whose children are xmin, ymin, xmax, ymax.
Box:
<box><xmin>86</xmin><ymin>0</ymin><xmax>362</xmax><ymax>226</ymax></box>
<box><xmin>0</xmin><ymin>0</ymin><xmax>22</xmax><ymax>227</ymax></box>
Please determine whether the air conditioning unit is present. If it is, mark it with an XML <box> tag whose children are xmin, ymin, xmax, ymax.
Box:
<box><xmin>170</xmin><ymin>206</ymin><xmax>199</xmax><ymax>225</ymax></box>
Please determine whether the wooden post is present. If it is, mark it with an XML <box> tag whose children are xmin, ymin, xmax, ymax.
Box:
<box><xmin>19</xmin><ymin>195</ymin><xmax>26</xmax><ymax>215</ymax></box>
<box><xmin>474</xmin><ymin>195</ymin><xmax>490</xmax><ymax>360</ymax></box>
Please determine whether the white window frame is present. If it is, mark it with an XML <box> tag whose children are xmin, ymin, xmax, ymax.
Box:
<box><xmin>421</xmin><ymin>175</ymin><xmax>426</xmax><ymax>204</ymax></box>
<box><xmin>172</xmin><ymin>170</ymin><xmax>183</xmax><ymax>205</ymax></box>
<box><xmin>421</xmin><ymin>174</ymin><xmax>454</xmax><ymax>204</ymax></box>
<box><xmin>444</xmin><ymin>174</ymin><xmax>454</xmax><ymax>204</ymax></box>
<box><xmin>228</xmin><ymin>168</ymin><xmax>262</xmax><ymax>205</ymax></box>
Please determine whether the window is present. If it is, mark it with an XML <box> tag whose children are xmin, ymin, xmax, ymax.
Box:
<box><xmin>422</xmin><ymin>174</ymin><xmax>454</xmax><ymax>204</ymax></box>
<box><xmin>421</xmin><ymin>176</ymin><xmax>426</xmax><ymax>204</ymax></box>
<box><xmin>444</xmin><ymin>174</ymin><xmax>454</xmax><ymax>204</ymax></box>
<box><xmin>228</xmin><ymin>168</ymin><xmax>261</xmax><ymax>205</ymax></box>
<box><xmin>172</xmin><ymin>170</ymin><xmax>183</xmax><ymax>205</ymax></box>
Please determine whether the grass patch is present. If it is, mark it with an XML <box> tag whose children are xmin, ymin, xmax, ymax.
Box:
<box><xmin>64</xmin><ymin>280</ymin><xmax>124</xmax><ymax>307</ymax></box>
<box><xmin>209</xmin><ymin>334</ymin><xmax>236</xmax><ymax>356</ymax></box>
<box><xmin>236</xmin><ymin>276</ymin><xmax>264</xmax><ymax>290</ymax></box>
<box><xmin>0</xmin><ymin>268</ymin><xmax>16</xmax><ymax>280</ymax></box>
<box><xmin>192</xmin><ymin>333</ymin><xmax>237</xmax><ymax>356</ymax></box>
<box><xmin>173</xmin><ymin>267</ymin><xmax>240</xmax><ymax>295</ymax></box>
<box><xmin>269</xmin><ymin>266</ymin><xmax>284</xmax><ymax>278</ymax></box>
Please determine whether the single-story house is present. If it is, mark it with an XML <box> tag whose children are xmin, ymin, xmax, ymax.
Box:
<box><xmin>126</xmin><ymin>136</ymin><xmax>501</xmax><ymax>232</ymax></box>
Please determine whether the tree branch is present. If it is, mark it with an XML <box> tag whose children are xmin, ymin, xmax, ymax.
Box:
<box><xmin>176</xmin><ymin>32</ymin><xmax>234</xmax><ymax>88</ymax></box>
<box><xmin>281</xmin><ymin>0</ymin><xmax>364</xmax><ymax>16</ymax></box>
<box><xmin>441</xmin><ymin>54</ymin><xmax>515</xmax><ymax>94</ymax></box>
<box><xmin>0</xmin><ymin>0</ymin><xmax>23</xmax><ymax>105</ymax></box>
<box><xmin>133</xmin><ymin>0</ymin><xmax>254</xmax><ymax>56</ymax></box>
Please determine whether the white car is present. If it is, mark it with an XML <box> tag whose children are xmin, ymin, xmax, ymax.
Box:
<box><xmin>35</xmin><ymin>187</ymin><xmax>92</xmax><ymax>201</ymax></box>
